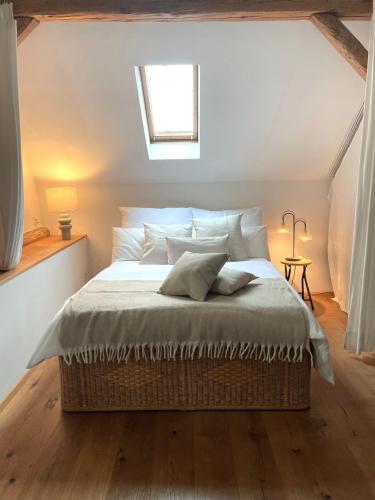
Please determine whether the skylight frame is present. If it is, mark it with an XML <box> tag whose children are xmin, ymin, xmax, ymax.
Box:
<box><xmin>139</xmin><ymin>64</ymin><xmax>199</xmax><ymax>144</ymax></box>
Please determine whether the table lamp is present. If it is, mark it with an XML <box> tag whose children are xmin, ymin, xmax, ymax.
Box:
<box><xmin>46</xmin><ymin>187</ymin><xmax>78</xmax><ymax>240</ymax></box>
<box><xmin>278</xmin><ymin>209</ymin><xmax>312</xmax><ymax>261</ymax></box>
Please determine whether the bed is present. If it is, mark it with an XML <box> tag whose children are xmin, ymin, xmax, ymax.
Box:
<box><xmin>29</xmin><ymin>258</ymin><xmax>333</xmax><ymax>412</ymax></box>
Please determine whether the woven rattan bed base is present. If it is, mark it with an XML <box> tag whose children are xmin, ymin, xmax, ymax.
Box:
<box><xmin>59</xmin><ymin>351</ymin><xmax>311</xmax><ymax>411</ymax></box>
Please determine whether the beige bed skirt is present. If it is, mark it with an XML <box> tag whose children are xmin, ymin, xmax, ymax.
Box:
<box><xmin>59</xmin><ymin>350</ymin><xmax>311</xmax><ymax>411</ymax></box>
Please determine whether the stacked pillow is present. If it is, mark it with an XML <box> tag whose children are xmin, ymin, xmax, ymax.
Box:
<box><xmin>159</xmin><ymin>252</ymin><xmax>229</xmax><ymax>301</ymax></box>
<box><xmin>112</xmin><ymin>227</ymin><xmax>144</xmax><ymax>261</ymax></box>
<box><xmin>119</xmin><ymin>206</ymin><xmax>192</xmax><ymax>227</ymax></box>
<box><xmin>166</xmin><ymin>235</ymin><xmax>229</xmax><ymax>264</ymax></box>
<box><xmin>141</xmin><ymin>223</ymin><xmax>193</xmax><ymax>265</ymax></box>
<box><xmin>112</xmin><ymin>206</ymin><xmax>270</xmax><ymax>264</ymax></box>
<box><xmin>193</xmin><ymin>213</ymin><xmax>247</xmax><ymax>261</ymax></box>
<box><xmin>159</xmin><ymin>252</ymin><xmax>257</xmax><ymax>301</ymax></box>
<box><xmin>192</xmin><ymin>207</ymin><xmax>262</xmax><ymax>227</ymax></box>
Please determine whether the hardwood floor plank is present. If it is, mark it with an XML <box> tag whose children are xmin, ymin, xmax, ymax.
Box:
<box><xmin>0</xmin><ymin>294</ymin><xmax>374</xmax><ymax>498</ymax></box>
<box><xmin>229</xmin><ymin>412</ymin><xmax>287</xmax><ymax>499</ymax></box>
<box><xmin>0</xmin><ymin>360</ymin><xmax>61</xmax><ymax>499</ymax></box>
<box><xmin>295</xmin><ymin>410</ymin><xmax>374</xmax><ymax>499</ymax></box>
<box><xmin>63</xmin><ymin>413</ymin><xmax>124</xmax><ymax>500</ymax></box>
<box><xmin>312</xmin><ymin>381</ymin><xmax>375</xmax><ymax>497</ymax></box>
<box><xmin>105</xmin><ymin>412</ymin><xmax>156</xmax><ymax>500</ymax></box>
<box><xmin>17</xmin><ymin>412</ymin><xmax>93</xmax><ymax>499</ymax></box>
<box><xmin>151</xmin><ymin>412</ymin><xmax>194</xmax><ymax>499</ymax></box>
<box><xmin>263</xmin><ymin>412</ymin><xmax>324</xmax><ymax>500</ymax></box>
<box><xmin>193</xmin><ymin>412</ymin><xmax>239</xmax><ymax>499</ymax></box>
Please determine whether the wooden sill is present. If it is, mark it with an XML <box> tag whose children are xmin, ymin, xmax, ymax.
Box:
<box><xmin>0</xmin><ymin>235</ymin><xmax>86</xmax><ymax>287</ymax></box>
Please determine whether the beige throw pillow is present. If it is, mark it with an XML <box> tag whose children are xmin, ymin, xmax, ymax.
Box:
<box><xmin>166</xmin><ymin>235</ymin><xmax>229</xmax><ymax>264</ymax></box>
<box><xmin>158</xmin><ymin>252</ymin><xmax>228</xmax><ymax>301</ymax></box>
<box><xmin>210</xmin><ymin>268</ymin><xmax>257</xmax><ymax>295</ymax></box>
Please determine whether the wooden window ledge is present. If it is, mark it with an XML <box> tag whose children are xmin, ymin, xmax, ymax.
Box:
<box><xmin>0</xmin><ymin>235</ymin><xmax>86</xmax><ymax>287</ymax></box>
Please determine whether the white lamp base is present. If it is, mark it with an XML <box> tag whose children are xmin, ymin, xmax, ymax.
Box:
<box><xmin>58</xmin><ymin>213</ymin><xmax>72</xmax><ymax>240</ymax></box>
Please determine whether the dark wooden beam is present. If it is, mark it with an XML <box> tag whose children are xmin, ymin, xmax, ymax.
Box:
<box><xmin>311</xmin><ymin>13</ymin><xmax>368</xmax><ymax>80</ymax></box>
<box><xmin>12</xmin><ymin>0</ymin><xmax>372</xmax><ymax>22</ymax></box>
<box><xmin>16</xmin><ymin>16</ymin><xmax>39</xmax><ymax>45</ymax></box>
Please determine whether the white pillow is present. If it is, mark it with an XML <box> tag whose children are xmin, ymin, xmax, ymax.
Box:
<box><xmin>242</xmin><ymin>225</ymin><xmax>270</xmax><ymax>260</ymax></box>
<box><xmin>166</xmin><ymin>235</ymin><xmax>229</xmax><ymax>264</ymax></box>
<box><xmin>192</xmin><ymin>207</ymin><xmax>262</xmax><ymax>227</ymax></box>
<box><xmin>193</xmin><ymin>214</ymin><xmax>248</xmax><ymax>261</ymax></box>
<box><xmin>119</xmin><ymin>207</ymin><xmax>192</xmax><ymax>227</ymax></box>
<box><xmin>112</xmin><ymin>227</ymin><xmax>144</xmax><ymax>262</ymax></box>
<box><xmin>141</xmin><ymin>223</ymin><xmax>193</xmax><ymax>264</ymax></box>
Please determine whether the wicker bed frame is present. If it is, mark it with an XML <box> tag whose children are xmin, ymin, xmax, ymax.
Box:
<box><xmin>59</xmin><ymin>350</ymin><xmax>311</xmax><ymax>411</ymax></box>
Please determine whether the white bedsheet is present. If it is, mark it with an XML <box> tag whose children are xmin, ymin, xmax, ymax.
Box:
<box><xmin>96</xmin><ymin>259</ymin><xmax>281</xmax><ymax>281</ymax></box>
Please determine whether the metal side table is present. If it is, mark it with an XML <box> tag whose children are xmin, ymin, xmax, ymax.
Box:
<box><xmin>281</xmin><ymin>258</ymin><xmax>314</xmax><ymax>310</ymax></box>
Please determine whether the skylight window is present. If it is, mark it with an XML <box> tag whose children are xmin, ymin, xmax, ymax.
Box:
<box><xmin>139</xmin><ymin>64</ymin><xmax>198</xmax><ymax>143</ymax></box>
<box><xmin>135</xmin><ymin>64</ymin><xmax>200</xmax><ymax>160</ymax></box>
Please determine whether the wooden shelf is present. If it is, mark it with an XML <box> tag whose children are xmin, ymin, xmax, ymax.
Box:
<box><xmin>0</xmin><ymin>235</ymin><xmax>86</xmax><ymax>287</ymax></box>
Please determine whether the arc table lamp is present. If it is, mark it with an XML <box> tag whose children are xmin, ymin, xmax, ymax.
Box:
<box><xmin>278</xmin><ymin>209</ymin><xmax>312</xmax><ymax>261</ymax></box>
<box><xmin>46</xmin><ymin>187</ymin><xmax>77</xmax><ymax>240</ymax></box>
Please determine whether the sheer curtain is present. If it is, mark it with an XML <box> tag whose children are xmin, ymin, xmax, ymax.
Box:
<box><xmin>0</xmin><ymin>2</ymin><xmax>24</xmax><ymax>270</ymax></box>
<box><xmin>328</xmin><ymin>123</ymin><xmax>362</xmax><ymax>313</ymax></box>
<box><xmin>345</xmin><ymin>16</ymin><xmax>375</xmax><ymax>353</ymax></box>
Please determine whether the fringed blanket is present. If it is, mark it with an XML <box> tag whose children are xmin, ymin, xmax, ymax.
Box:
<box><xmin>28</xmin><ymin>278</ymin><xmax>311</xmax><ymax>368</ymax></box>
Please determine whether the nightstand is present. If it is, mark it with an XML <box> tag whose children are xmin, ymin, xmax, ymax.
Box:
<box><xmin>281</xmin><ymin>258</ymin><xmax>314</xmax><ymax>310</ymax></box>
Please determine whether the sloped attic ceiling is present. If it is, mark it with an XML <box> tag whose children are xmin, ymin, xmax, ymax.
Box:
<box><xmin>17</xmin><ymin>21</ymin><xmax>369</xmax><ymax>184</ymax></box>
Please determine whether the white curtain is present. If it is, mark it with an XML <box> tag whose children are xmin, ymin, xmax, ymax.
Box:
<box><xmin>328</xmin><ymin>126</ymin><xmax>362</xmax><ymax>313</ymax></box>
<box><xmin>345</xmin><ymin>15</ymin><xmax>375</xmax><ymax>354</ymax></box>
<box><xmin>0</xmin><ymin>2</ymin><xmax>24</xmax><ymax>270</ymax></box>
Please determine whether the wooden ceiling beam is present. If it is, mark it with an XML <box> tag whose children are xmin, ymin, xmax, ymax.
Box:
<box><xmin>16</xmin><ymin>16</ymin><xmax>39</xmax><ymax>45</ymax></box>
<box><xmin>311</xmin><ymin>13</ymin><xmax>368</xmax><ymax>80</ymax></box>
<box><xmin>12</xmin><ymin>1</ymin><xmax>372</xmax><ymax>22</ymax></box>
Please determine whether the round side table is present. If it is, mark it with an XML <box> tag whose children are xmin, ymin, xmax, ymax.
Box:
<box><xmin>280</xmin><ymin>258</ymin><xmax>314</xmax><ymax>310</ymax></box>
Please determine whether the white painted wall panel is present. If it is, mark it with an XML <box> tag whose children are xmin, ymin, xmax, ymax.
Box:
<box><xmin>0</xmin><ymin>239</ymin><xmax>88</xmax><ymax>400</ymax></box>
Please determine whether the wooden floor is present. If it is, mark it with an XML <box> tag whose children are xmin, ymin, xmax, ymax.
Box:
<box><xmin>1</xmin><ymin>294</ymin><xmax>375</xmax><ymax>500</ymax></box>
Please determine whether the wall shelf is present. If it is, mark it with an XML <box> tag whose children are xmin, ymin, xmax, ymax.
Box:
<box><xmin>0</xmin><ymin>235</ymin><xmax>86</xmax><ymax>287</ymax></box>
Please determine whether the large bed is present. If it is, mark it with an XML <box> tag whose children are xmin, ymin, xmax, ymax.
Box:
<box><xmin>29</xmin><ymin>258</ymin><xmax>333</xmax><ymax>412</ymax></box>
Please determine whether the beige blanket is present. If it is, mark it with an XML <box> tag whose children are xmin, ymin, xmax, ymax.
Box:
<box><xmin>29</xmin><ymin>278</ymin><xmax>310</xmax><ymax>366</ymax></box>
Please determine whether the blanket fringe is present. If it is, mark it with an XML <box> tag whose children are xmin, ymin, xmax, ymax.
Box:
<box><xmin>62</xmin><ymin>342</ymin><xmax>305</xmax><ymax>366</ymax></box>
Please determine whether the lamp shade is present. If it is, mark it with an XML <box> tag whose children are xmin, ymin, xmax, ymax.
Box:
<box><xmin>278</xmin><ymin>222</ymin><xmax>289</xmax><ymax>234</ymax></box>
<box><xmin>299</xmin><ymin>229</ymin><xmax>312</xmax><ymax>242</ymax></box>
<box><xmin>46</xmin><ymin>187</ymin><xmax>77</xmax><ymax>213</ymax></box>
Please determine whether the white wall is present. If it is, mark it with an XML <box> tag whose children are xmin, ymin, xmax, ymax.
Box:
<box><xmin>328</xmin><ymin>126</ymin><xmax>363</xmax><ymax>312</ymax></box>
<box><xmin>0</xmin><ymin>239</ymin><xmax>88</xmax><ymax>400</ymax></box>
<box><xmin>37</xmin><ymin>179</ymin><xmax>331</xmax><ymax>292</ymax></box>
<box><xmin>23</xmin><ymin>164</ymin><xmax>43</xmax><ymax>231</ymax></box>
<box><xmin>17</xmin><ymin>21</ymin><xmax>368</xmax><ymax>185</ymax></box>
